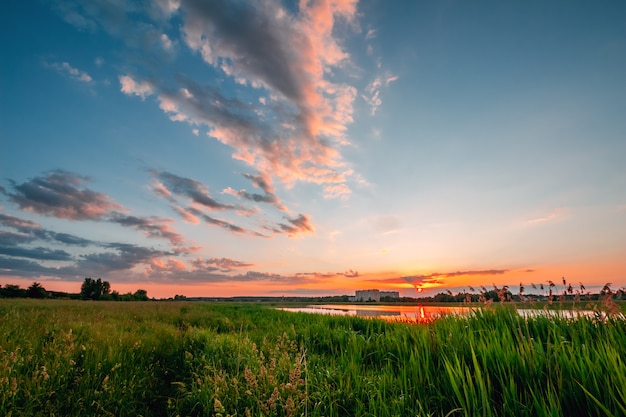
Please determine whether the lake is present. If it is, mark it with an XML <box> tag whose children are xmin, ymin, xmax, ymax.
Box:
<box><xmin>278</xmin><ymin>304</ymin><xmax>471</xmax><ymax>322</ymax></box>
<box><xmin>278</xmin><ymin>304</ymin><xmax>612</xmax><ymax>322</ymax></box>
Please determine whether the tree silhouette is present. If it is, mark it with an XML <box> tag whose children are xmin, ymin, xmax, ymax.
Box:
<box><xmin>1</xmin><ymin>284</ymin><xmax>26</xmax><ymax>298</ymax></box>
<box><xmin>133</xmin><ymin>289</ymin><xmax>149</xmax><ymax>301</ymax></box>
<box><xmin>26</xmin><ymin>282</ymin><xmax>47</xmax><ymax>299</ymax></box>
<box><xmin>80</xmin><ymin>278</ymin><xmax>111</xmax><ymax>300</ymax></box>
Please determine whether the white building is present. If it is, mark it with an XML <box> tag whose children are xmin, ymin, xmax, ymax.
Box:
<box><xmin>355</xmin><ymin>289</ymin><xmax>380</xmax><ymax>302</ymax></box>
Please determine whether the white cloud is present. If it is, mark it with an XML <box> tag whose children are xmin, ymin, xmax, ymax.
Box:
<box><xmin>119</xmin><ymin>75</ymin><xmax>154</xmax><ymax>100</ymax></box>
<box><xmin>363</xmin><ymin>73</ymin><xmax>398</xmax><ymax>115</ymax></box>
<box><xmin>161</xmin><ymin>33</ymin><xmax>173</xmax><ymax>50</ymax></box>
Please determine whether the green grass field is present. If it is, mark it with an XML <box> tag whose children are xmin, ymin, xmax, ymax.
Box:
<box><xmin>1</xmin><ymin>300</ymin><xmax>625</xmax><ymax>416</ymax></box>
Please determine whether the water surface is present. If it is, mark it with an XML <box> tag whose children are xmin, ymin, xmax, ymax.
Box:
<box><xmin>278</xmin><ymin>304</ymin><xmax>470</xmax><ymax>322</ymax></box>
<box><xmin>278</xmin><ymin>304</ymin><xmax>610</xmax><ymax>322</ymax></box>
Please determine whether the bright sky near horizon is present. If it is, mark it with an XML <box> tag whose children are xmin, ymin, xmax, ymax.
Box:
<box><xmin>1</xmin><ymin>0</ymin><xmax>625</xmax><ymax>299</ymax></box>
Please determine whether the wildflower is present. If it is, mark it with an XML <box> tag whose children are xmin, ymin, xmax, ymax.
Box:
<box><xmin>284</xmin><ymin>397</ymin><xmax>297</xmax><ymax>417</ymax></box>
<box><xmin>244</xmin><ymin>366</ymin><xmax>258</xmax><ymax>388</ymax></box>
<box><xmin>214</xmin><ymin>398</ymin><xmax>225</xmax><ymax>413</ymax></box>
<box><xmin>41</xmin><ymin>366</ymin><xmax>50</xmax><ymax>381</ymax></box>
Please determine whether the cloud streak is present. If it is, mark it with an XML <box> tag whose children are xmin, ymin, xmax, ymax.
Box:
<box><xmin>46</xmin><ymin>61</ymin><xmax>93</xmax><ymax>83</ymax></box>
<box><xmin>367</xmin><ymin>269</ymin><xmax>511</xmax><ymax>290</ymax></box>
<box><xmin>109</xmin><ymin>214</ymin><xmax>186</xmax><ymax>247</ymax></box>
<box><xmin>4</xmin><ymin>170</ymin><xmax>123</xmax><ymax>221</ymax></box>
<box><xmin>267</xmin><ymin>214</ymin><xmax>315</xmax><ymax>237</ymax></box>
<box><xmin>0</xmin><ymin>246</ymin><xmax>74</xmax><ymax>261</ymax></box>
<box><xmin>151</xmin><ymin>170</ymin><xmax>314</xmax><ymax>237</ymax></box>
<box><xmin>223</xmin><ymin>173</ymin><xmax>287</xmax><ymax>212</ymax></box>
<box><xmin>363</xmin><ymin>72</ymin><xmax>398</xmax><ymax>116</ymax></box>
<box><xmin>527</xmin><ymin>208</ymin><xmax>567</xmax><ymax>225</ymax></box>
<box><xmin>152</xmin><ymin>171</ymin><xmax>237</xmax><ymax>211</ymax></box>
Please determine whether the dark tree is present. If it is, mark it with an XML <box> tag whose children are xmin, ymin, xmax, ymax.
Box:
<box><xmin>80</xmin><ymin>278</ymin><xmax>111</xmax><ymax>300</ymax></box>
<box><xmin>26</xmin><ymin>282</ymin><xmax>48</xmax><ymax>299</ymax></box>
<box><xmin>1</xmin><ymin>284</ymin><xmax>26</xmax><ymax>298</ymax></box>
<box><xmin>132</xmin><ymin>289</ymin><xmax>149</xmax><ymax>301</ymax></box>
<box><xmin>433</xmin><ymin>292</ymin><xmax>456</xmax><ymax>302</ymax></box>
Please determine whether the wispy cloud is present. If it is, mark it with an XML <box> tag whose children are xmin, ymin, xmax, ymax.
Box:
<box><xmin>152</xmin><ymin>171</ymin><xmax>237</xmax><ymax>211</ymax></box>
<box><xmin>190</xmin><ymin>256</ymin><xmax>254</xmax><ymax>272</ymax></box>
<box><xmin>268</xmin><ymin>214</ymin><xmax>315</xmax><ymax>237</ymax></box>
<box><xmin>0</xmin><ymin>230</ymin><xmax>35</xmax><ymax>246</ymax></box>
<box><xmin>186</xmin><ymin>207</ymin><xmax>251</xmax><ymax>235</ymax></box>
<box><xmin>150</xmin><ymin>171</ymin><xmax>258</xmax><ymax>235</ymax></box>
<box><xmin>109</xmin><ymin>214</ymin><xmax>186</xmax><ymax>247</ymax></box>
<box><xmin>526</xmin><ymin>208</ymin><xmax>567</xmax><ymax>225</ymax></box>
<box><xmin>363</xmin><ymin>72</ymin><xmax>398</xmax><ymax>116</ymax></box>
<box><xmin>0</xmin><ymin>213</ymin><xmax>40</xmax><ymax>233</ymax></box>
<box><xmin>46</xmin><ymin>61</ymin><xmax>93</xmax><ymax>83</ymax></box>
<box><xmin>0</xmin><ymin>246</ymin><xmax>73</xmax><ymax>261</ymax></box>
<box><xmin>296</xmin><ymin>269</ymin><xmax>360</xmax><ymax>279</ymax></box>
<box><xmin>4</xmin><ymin>170</ymin><xmax>123</xmax><ymax>221</ymax></box>
<box><xmin>151</xmin><ymin>170</ymin><xmax>314</xmax><ymax>237</ymax></box>
<box><xmin>223</xmin><ymin>173</ymin><xmax>287</xmax><ymax>212</ymax></box>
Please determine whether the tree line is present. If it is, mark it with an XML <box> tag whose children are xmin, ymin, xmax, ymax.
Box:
<box><xmin>0</xmin><ymin>278</ymin><xmax>149</xmax><ymax>301</ymax></box>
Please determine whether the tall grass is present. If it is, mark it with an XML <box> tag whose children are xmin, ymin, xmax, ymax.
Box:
<box><xmin>1</xmin><ymin>299</ymin><xmax>625</xmax><ymax>416</ymax></box>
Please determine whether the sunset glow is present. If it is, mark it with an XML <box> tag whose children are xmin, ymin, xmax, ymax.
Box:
<box><xmin>1</xmin><ymin>1</ymin><xmax>625</xmax><ymax>298</ymax></box>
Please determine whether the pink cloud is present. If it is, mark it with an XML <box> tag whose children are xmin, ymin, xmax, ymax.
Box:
<box><xmin>119</xmin><ymin>75</ymin><xmax>154</xmax><ymax>100</ymax></box>
<box><xmin>149</xmin><ymin>258</ymin><xmax>187</xmax><ymax>272</ymax></box>
<box><xmin>145</xmin><ymin>0</ymin><xmax>360</xmax><ymax>197</ymax></box>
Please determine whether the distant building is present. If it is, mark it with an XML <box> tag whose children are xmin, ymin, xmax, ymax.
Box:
<box><xmin>355</xmin><ymin>289</ymin><xmax>380</xmax><ymax>302</ymax></box>
<box><xmin>380</xmin><ymin>291</ymin><xmax>399</xmax><ymax>299</ymax></box>
<box><xmin>353</xmin><ymin>289</ymin><xmax>400</xmax><ymax>302</ymax></box>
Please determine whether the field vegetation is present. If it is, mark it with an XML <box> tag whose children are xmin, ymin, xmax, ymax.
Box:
<box><xmin>1</xmin><ymin>299</ymin><xmax>625</xmax><ymax>416</ymax></box>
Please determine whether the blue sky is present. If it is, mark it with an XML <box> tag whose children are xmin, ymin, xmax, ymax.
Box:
<box><xmin>1</xmin><ymin>0</ymin><xmax>625</xmax><ymax>298</ymax></box>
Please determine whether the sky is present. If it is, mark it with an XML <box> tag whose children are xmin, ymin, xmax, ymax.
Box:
<box><xmin>1</xmin><ymin>0</ymin><xmax>625</xmax><ymax>299</ymax></box>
